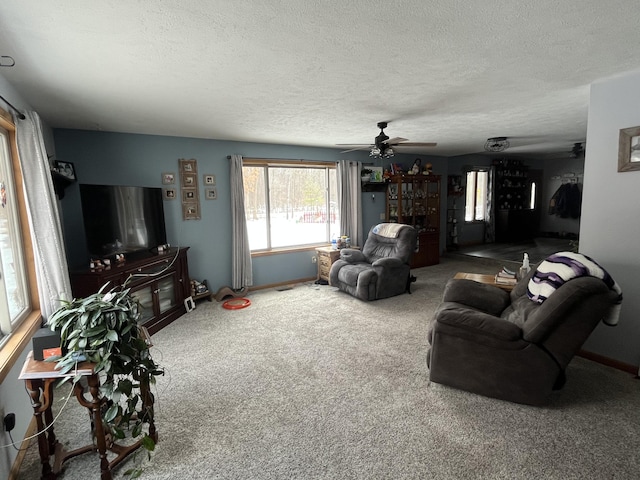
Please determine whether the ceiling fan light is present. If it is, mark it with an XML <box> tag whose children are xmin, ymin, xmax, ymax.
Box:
<box><xmin>383</xmin><ymin>147</ymin><xmax>394</xmax><ymax>158</ymax></box>
<box><xmin>370</xmin><ymin>146</ymin><xmax>381</xmax><ymax>157</ymax></box>
<box><xmin>484</xmin><ymin>137</ymin><xmax>510</xmax><ymax>152</ymax></box>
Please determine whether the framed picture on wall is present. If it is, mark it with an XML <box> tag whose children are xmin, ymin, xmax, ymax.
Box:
<box><xmin>180</xmin><ymin>158</ymin><xmax>197</xmax><ymax>173</ymax></box>
<box><xmin>203</xmin><ymin>174</ymin><xmax>216</xmax><ymax>185</ymax></box>
<box><xmin>182</xmin><ymin>173</ymin><xmax>197</xmax><ymax>187</ymax></box>
<box><xmin>182</xmin><ymin>189</ymin><xmax>197</xmax><ymax>202</ymax></box>
<box><xmin>162</xmin><ymin>172</ymin><xmax>175</xmax><ymax>184</ymax></box>
<box><xmin>618</xmin><ymin>126</ymin><xmax>640</xmax><ymax>172</ymax></box>
<box><xmin>182</xmin><ymin>202</ymin><xmax>200</xmax><ymax>220</ymax></box>
<box><xmin>55</xmin><ymin>161</ymin><xmax>76</xmax><ymax>180</ymax></box>
<box><xmin>205</xmin><ymin>188</ymin><xmax>217</xmax><ymax>200</ymax></box>
<box><xmin>163</xmin><ymin>188</ymin><xmax>176</xmax><ymax>200</ymax></box>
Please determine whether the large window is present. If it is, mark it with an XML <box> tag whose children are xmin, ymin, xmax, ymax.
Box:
<box><xmin>0</xmin><ymin>124</ymin><xmax>30</xmax><ymax>345</ymax></box>
<box><xmin>242</xmin><ymin>160</ymin><xmax>338</xmax><ymax>251</ymax></box>
<box><xmin>464</xmin><ymin>169</ymin><xmax>488</xmax><ymax>222</ymax></box>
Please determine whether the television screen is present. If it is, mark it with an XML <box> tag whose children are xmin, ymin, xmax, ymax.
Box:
<box><xmin>79</xmin><ymin>184</ymin><xmax>167</xmax><ymax>258</ymax></box>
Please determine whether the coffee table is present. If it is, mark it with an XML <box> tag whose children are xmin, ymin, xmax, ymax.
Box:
<box><xmin>453</xmin><ymin>272</ymin><xmax>516</xmax><ymax>292</ymax></box>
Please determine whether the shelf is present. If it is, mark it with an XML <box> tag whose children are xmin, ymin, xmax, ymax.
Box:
<box><xmin>192</xmin><ymin>290</ymin><xmax>213</xmax><ymax>302</ymax></box>
<box><xmin>362</xmin><ymin>182</ymin><xmax>388</xmax><ymax>192</ymax></box>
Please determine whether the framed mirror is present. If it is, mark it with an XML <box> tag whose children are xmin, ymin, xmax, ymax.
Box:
<box><xmin>618</xmin><ymin>126</ymin><xmax>640</xmax><ymax>172</ymax></box>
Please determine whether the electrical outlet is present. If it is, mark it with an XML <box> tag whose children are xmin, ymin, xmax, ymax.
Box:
<box><xmin>380</xmin><ymin>213</ymin><xmax>385</xmax><ymax>220</ymax></box>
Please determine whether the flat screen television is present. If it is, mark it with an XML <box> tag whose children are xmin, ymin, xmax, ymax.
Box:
<box><xmin>79</xmin><ymin>184</ymin><xmax>167</xmax><ymax>258</ymax></box>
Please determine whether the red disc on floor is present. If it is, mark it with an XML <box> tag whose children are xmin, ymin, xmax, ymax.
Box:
<box><xmin>222</xmin><ymin>298</ymin><xmax>251</xmax><ymax>310</ymax></box>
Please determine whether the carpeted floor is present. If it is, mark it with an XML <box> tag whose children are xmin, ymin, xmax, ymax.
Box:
<box><xmin>17</xmin><ymin>256</ymin><xmax>640</xmax><ymax>479</ymax></box>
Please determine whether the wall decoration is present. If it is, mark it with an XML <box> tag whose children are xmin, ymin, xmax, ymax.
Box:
<box><xmin>162</xmin><ymin>172</ymin><xmax>175</xmax><ymax>184</ymax></box>
<box><xmin>370</xmin><ymin>167</ymin><xmax>383</xmax><ymax>182</ymax></box>
<box><xmin>618</xmin><ymin>126</ymin><xmax>640</xmax><ymax>172</ymax></box>
<box><xmin>182</xmin><ymin>190</ymin><xmax>197</xmax><ymax>202</ymax></box>
<box><xmin>205</xmin><ymin>188</ymin><xmax>217</xmax><ymax>200</ymax></box>
<box><xmin>55</xmin><ymin>161</ymin><xmax>76</xmax><ymax>180</ymax></box>
<box><xmin>203</xmin><ymin>174</ymin><xmax>216</xmax><ymax>185</ymax></box>
<box><xmin>181</xmin><ymin>173</ymin><xmax>197</xmax><ymax>187</ymax></box>
<box><xmin>163</xmin><ymin>188</ymin><xmax>176</xmax><ymax>200</ymax></box>
<box><xmin>182</xmin><ymin>202</ymin><xmax>200</xmax><ymax>220</ymax></box>
<box><xmin>179</xmin><ymin>158</ymin><xmax>200</xmax><ymax>220</ymax></box>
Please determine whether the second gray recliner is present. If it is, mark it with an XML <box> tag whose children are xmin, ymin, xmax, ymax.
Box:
<box><xmin>329</xmin><ymin>223</ymin><xmax>417</xmax><ymax>301</ymax></box>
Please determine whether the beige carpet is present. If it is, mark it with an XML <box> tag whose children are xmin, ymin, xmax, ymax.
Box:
<box><xmin>17</xmin><ymin>256</ymin><xmax>640</xmax><ymax>479</ymax></box>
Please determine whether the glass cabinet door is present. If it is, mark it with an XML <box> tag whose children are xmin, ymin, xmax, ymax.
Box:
<box><xmin>131</xmin><ymin>285</ymin><xmax>154</xmax><ymax>324</ymax></box>
<box><xmin>157</xmin><ymin>274</ymin><xmax>177</xmax><ymax>315</ymax></box>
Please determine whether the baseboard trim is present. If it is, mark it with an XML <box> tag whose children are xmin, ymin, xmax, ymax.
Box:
<box><xmin>577</xmin><ymin>349</ymin><xmax>639</xmax><ymax>376</ymax></box>
<box><xmin>249</xmin><ymin>277</ymin><xmax>317</xmax><ymax>292</ymax></box>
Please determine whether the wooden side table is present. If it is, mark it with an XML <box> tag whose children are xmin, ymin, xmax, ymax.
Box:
<box><xmin>315</xmin><ymin>246</ymin><xmax>361</xmax><ymax>283</ymax></box>
<box><xmin>453</xmin><ymin>272</ymin><xmax>516</xmax><ymax>292</ymax></box>
<box><xmin>315</xmin><ymin>246</ymin><xmax>341</xmax><ymax>283</ymax></box>
<box><xmin>19</xmin><ymin>351</ymin><xmax>156</xmax><ymax>480</ymax></box>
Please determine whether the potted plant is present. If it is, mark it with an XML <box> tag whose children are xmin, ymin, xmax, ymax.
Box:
<box><xmin>361</xmin><ymin>168</ymin><xmax>373</xmax><ymax>182</ymax></box>
<box><xmin>47</xmin><ymin>283</ymin><xmax>164</xmax><ymax>478</ymax></box>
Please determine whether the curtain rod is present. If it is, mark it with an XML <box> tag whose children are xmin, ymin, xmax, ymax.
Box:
<box><xmin>0</xmin><ymin>94</ymin><xmax>26</xmax><ymax>119</ymax></box>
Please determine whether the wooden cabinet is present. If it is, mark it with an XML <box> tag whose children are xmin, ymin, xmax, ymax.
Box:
<box><xmin>69</xmin><ymin>247</ymin><xmax>190</xmax><ymax>334</ymax></box>
<box><xmin>494</xmin><ymin>160</ymin><xmax>533</xmax><ymax>242</ymax></box>
<box><xmin>495</xmin><ymin>161</ymin><xmax>529</xmax><ymax>211</ymax></box>
<box><xmin>385</xmin><ymin>174</ymin><xmax>441</xmax><ymax>267</ymax></box>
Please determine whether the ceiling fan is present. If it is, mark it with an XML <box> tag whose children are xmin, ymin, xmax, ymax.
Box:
<box><xmin>570</xmin><ymin>142</ymin><xmax>585</xmax><ymax>158</ymax></box>
<box><xmin>337</xmin><ymin>122</ymin><xmax>437</xmax><ymax>157</ymax></box>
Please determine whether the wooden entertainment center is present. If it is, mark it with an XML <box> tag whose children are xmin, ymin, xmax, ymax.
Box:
<box><xmin>69</xmin><ymin>247</ymin><xmax>190</xmax><ymax>334</ymax></box>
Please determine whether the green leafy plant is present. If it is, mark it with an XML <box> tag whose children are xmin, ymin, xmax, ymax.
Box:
<box><xmin>569</xmin><ymin>239</ymin><xmax>579</xmax><ymax>253</ymax></box>
<box><xmin>47</xmin><ymin>283</ymin><xmax>164</xmax><ymax>478</ymax></box>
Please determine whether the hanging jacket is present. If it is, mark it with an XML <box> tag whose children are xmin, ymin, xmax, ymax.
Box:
<box><xmin>549</xmin><ymin>183</ymin><xmax>581</xmax><ymax>218</ymax></box>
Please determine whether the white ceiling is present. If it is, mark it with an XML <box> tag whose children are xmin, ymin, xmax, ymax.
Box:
<box><xmin>1</xmin><ymin>1</ymin><xmax>640</xmax><ymax>158</ymax></box>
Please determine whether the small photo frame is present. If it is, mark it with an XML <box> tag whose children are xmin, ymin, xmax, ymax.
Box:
<box><xmin>182</xmin><ymin>202</ymin><xmax>200</xmax><ymax>220</ymax></box>
<box><xmin>619</xmin><ymin>126</ymin><xmax>640</xmax><ymax>172</ymax></box>
<box><xmin>180</xmin><ymin>158</ymin><xmax>197</xmax><ymax>173</ymax></box>
<box><xmin>205</xmin><ymin>188</ymin><xmax>217</xmax><ymax>200</ymax></box>
<box><xmin>370</xmin><ymin>166</ymin><xmax>383</xmax><ymax>182</ymax></box>
<box><xmin>162</xmin><ymin>172</ymin><xmax>175</xmax><ymax>185</ymax></box>
<box><xmin>203</xmin><ymin>174</ymin><xmax>216</xmax><ymax>185</ymax></box>
<box><xmin>182</xmin><ymin>189</ymin><xmax>197</xmax><ymax>202</ymax></box>
<box><xmin>182</xmin><ymin>173</ymin><xmax>197</xmax><ymax>187</ymax></box>
<box><xmin>55</xmin><ymin>161</ymin><xmax>76</xmax><ymax>180</ymax></box>
<box><xmin>184</xmin><ymin>296</ymin><xmax>196</xmax><ymax>312</ymax></box>
<box><xmin>163</xmin><ymin>188</ymin><xmax>176</xmax><ymax>200</ymax></box>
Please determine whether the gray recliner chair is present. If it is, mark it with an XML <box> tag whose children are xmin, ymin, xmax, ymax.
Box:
<box><xmin>329</xmin><ymin>223</ymin><xmax>418</xmax><ymax>301</ymax></box>
<box><xmin>427</xmin><ymin>254</ymin><xmax>622</xmax><ymax>405</ymax></box>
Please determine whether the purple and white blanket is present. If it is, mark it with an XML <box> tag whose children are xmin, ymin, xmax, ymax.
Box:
<box><xmin>527</xmin><ymin>251</ymin><xmax>623</xmax><ymax>326</ymax></box>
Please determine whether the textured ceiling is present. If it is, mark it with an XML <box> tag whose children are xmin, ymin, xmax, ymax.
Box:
<box><xmin>1</xmin><ymin>1</ymin><xmax>640</xmax><ymax>158</ymax></box>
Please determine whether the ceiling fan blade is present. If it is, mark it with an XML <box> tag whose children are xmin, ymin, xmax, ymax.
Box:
<box><xmin>393</xmin><ymin>142</ymin><xmax>437</xmax><ymax>147</ymax></box>
<box><xmin>339</xmin><ymin>145</ymin><xmax>371</xmax><ymax>153</ymax></box>
<box><xmin>383</xmin><ymin>137</ymin><xmax>408</xmax><ymax>144</ymax></box>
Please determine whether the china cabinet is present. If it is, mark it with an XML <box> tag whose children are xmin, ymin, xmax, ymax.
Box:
<box><xmin>385</xmin><ymin>174</ymin><xmax>441</xmax><ymax>267</ymax></box>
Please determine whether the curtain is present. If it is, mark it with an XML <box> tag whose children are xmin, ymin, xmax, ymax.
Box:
<box><xmin>337</xmin><ymin>160</ymin><xmax>363</xmax><ymax>247</ymax></box>
<box><xmin>484</xmin><ymin>165</ymin><xmax>496</xmax><ymax>243</ymax></box>
<box><xmin>229</xmin><ymin>154</ymin><xmax>253</xmax><ymax>290</ymax></box>
<box><xmin>15</xmin><ymin>110</ymin><xmax>72</xmax><ymax>319</ymax></box>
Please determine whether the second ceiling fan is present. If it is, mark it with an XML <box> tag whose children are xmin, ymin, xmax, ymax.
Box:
<box><xmin>337</xmin><ymin>122</ymin><xmax>437</xmax><ymax>157</ymax></box>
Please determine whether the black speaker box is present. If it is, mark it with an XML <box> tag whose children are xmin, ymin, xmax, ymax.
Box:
<box><xmin>32</xmin><ymin>328</ymin><xmax>61</xmax><ymax>361</ymax></box>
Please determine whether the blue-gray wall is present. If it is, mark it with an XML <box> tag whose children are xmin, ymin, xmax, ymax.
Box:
<box><xmin>54</xmin><ymin>129</ymin><xmax>447</xmax><ymax>291</ymax></box>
